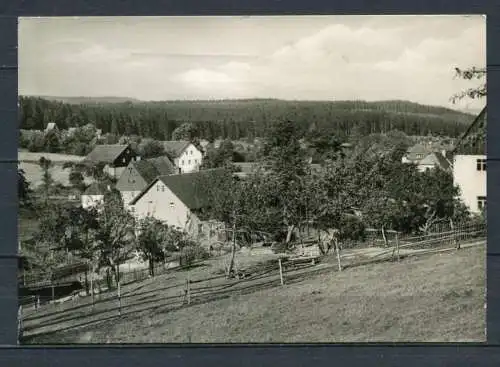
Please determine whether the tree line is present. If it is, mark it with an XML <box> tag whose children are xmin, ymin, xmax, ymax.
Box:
<box><xmin>19</xmin><ymin>96</ymin><xmax>472</xmax><ymax>142</ymax></box>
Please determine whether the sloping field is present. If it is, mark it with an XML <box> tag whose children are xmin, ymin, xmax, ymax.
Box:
<box><xmin>18</xmin><ymin>151</ymin><xmax>85</xmax><ymax>163</ymax></box>
<box><xmin>22</xmin><ymin>243</ymin><xmax>485</xmax><ymax>344</ymax></box>
<box><xmin>18</xmin><ymin>151</ymin><xmax>89</xmax><ymax>187</ymax></box>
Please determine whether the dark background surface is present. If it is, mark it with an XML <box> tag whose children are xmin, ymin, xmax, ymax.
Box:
<box><xmin>1</xmin><ymin>1</ymin><xmax>499</xmax><ymax>366</ymax></box>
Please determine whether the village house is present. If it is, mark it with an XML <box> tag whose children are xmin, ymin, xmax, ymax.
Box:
<box><xmin>115</xmin><ymin>156</ymin><xmax>177</xmax><ymax>208</ymax></box>
<box><xmin>161</xmin><ymin>140</ymin><xmax>203</xmax><ymax>173</ymax></box>
<box><xmin>84</xmin><ymin>144</ymin><xmax>139</xmax><ymax>178</ymax></box>
<box><xmin>416</xmin><ymin>151</ymin><xmax>452</xmax><ymax>172</ymax></box>
<box><xmin>81</xmin><ymin>182</ymin><xmax>111</xmax><ymax>209</ymax></box>
<box><xmin>401</xmin><ymin>143</ymin><xmax>433</xmax><ymax>164</ymax></box>
<box><xmin>453</xmin><ymin>154</ymin><xmax>487</xmax><ymax>214</ymax></box>
<box><xmin>128</xmin><ymin>169</ymin><xmax>226</xmax><ymax>241</ymax></box>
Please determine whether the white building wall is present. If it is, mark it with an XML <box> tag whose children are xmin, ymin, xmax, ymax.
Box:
<box><xmin>453</xmin><ymin>155</ymin><xmax>487</xmax><ymax>213</ymax></box>
<box><xmin>120</xmin><ymin>190</ymin><xmax>142</xmax><ymax>209</ymax></box>
<box><xmin>130</xmin><ymin>180</ymin><xmax>201</xmax><ymax>235</ymax></box>
<box><xmin>81</xmin><ymin>194</ymin><xmax>104</xmax><ymax>209</ymax></box>
<box><xmin>175</xmin><ymin>144</ymin><xmax>203</xmax><ymax>173</ymax></box>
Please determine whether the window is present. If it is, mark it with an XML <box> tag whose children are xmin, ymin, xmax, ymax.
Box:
<box><xmin>130</xmin><ymin>207</ymin><xmax>135</xmax><ymax>213</ymax></box>
<box><xmin>416</xmin><ymin>154</ymin><xmax>424</xmax><ymax>159</ymax></box>
<box><xmin>169</xmin><ymin>202</ymin><xmax>174</xmax><ymax>208</ymax></box>
<box><xmin>123</xmin><ymin>157</ymin><xmax>126</xmax><ymax>163</ymax></box>
<box><xmin>188</xmin><ymin>160</ymin><xmax>191</xmax><ymax>165</ymax></box>
<box><xmin>181</xmin><ymin>160</ymin><xmax>184</xmax><ymax>165</ymax></box>
<box><xmin>190</xmin><ymin>150</ymin><xmax>193</xmax><ymax>155</ymax></box>
<box><xmin>161</xmin><ymin>185</ymin><xmax>165</xmax><ymax>192</ymax></box>
<box><xmin>476</xmin><ymin>159</ymin><xmax>486</xmax><ymax>171</ymax></box>
<box><xmin>195</xmin><ymin>159</ymin><xmax>198</xmax><ymax>164</ymax></box>
<box><xmin>477</xmin><ymin>196</ymin><xmax>486</xmax><ymax>211</ymax></box>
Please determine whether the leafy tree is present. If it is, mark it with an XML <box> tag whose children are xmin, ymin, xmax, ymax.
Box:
<box><xmin>95</xmin><ymin>189</ymin><xmax>136</xmax><ymax>287</ymax></box>
<box><xmin>27</xmin><ymin>131</ymin><xmax>45</xmax><ymax>152</ymax></box>
<box><xmin>61</xmin><ymin>206</ymin><xmax>100</xmax><ymax>296</ymax></box>
<box><xmin>136</xmin><ymin>217</ymin><xmax>176</xmax><ymax>277</ymax></box>
<box><xmin>68</xmin><ymin>169</ymin><xmax>87</xmax><ymax>193</ymax></box>
<box><xmin>38</xmin><ymin>157</ymin><xmax>54</xmax><ymax>202</ymax></box>
<box><xmin>43</xmin><ymin>130</ymin><xmax>61</xmax><ymax>153</ymax></box>
<box><xmin>18</xmin><ymin>169</ymin><xmax>32</xmax><ymax>208</ymax></box>
<box><xmin>172</xmin><ymin>122</ymin><xmax>198</xmax><ymax>141</ymax></box>
<box><xmin>451</xmin><ymin>66</ymin><xmax>486</xmax><ymax>103</ymax></box>
<box><xmin>138</xmin><ymin>139</ymin><xmax>165</xmax><ymax>159</ymax></box>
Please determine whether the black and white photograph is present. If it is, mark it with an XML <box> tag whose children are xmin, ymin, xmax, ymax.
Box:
<box><xmin>17</xmin><ymin>15</ymin><xmax>486</xmax><ymax>344</ymax></box>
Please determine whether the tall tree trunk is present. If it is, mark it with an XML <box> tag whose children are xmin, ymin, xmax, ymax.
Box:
<box><xmin>334</xmin><ymin>237</ymin><xmax>342</xmax><ymax>272</ymax></box>
<box><xmin>317</xmin><ymin>230</ymin><xmax>326</xmax><ymax>256</ymax></box>
<box><xmin>226</xmin><ymin>221</ymin><xmax>237</xmax><ymax>278</ymax></box>
<box><xmin>381</xmin><ymin>225</ymin><xmax>388</xmax><ymax>247</ymax></box>
<box><xmin>285</xmin><ymin>225</ymin><xmax>295</xmax><ymax>244</ymax></box>
<box><xmin>90</xmin><ymin>263</ymin><xmax>95</xmax><ymax>310</ymax></box>
<box><xmin>84</xmin><ymin>268</ymin><xmax>90</xmax><ymax>296</ymax></box>
<box><xmin>149</xmin><ymin>255</ymin><xmax>155</xmax><ymax>277</ymax></box>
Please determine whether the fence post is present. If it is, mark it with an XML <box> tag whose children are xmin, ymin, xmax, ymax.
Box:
<box><xmin>17</xmin><ymin>305</ymin><xmax>23</xmax><ymax>344</ymax></box>
<box><xmin>51</xmin><ymin>285</ymin><xmax>55</xmax><ymax>303</ymax></box>
<box><xmin>187</xmin><ymin>275</ymin><xmax>191</xmax><ymax>305</ymax></box>
<box><xmin>278</xmin><ymin>258</ymin><xmax>284</xmax><ymax>286</ymax></box>
<box><xmin>396</xmin><ymin>232</ymin><xmax>400</xmax><ymax>262</ymax></box>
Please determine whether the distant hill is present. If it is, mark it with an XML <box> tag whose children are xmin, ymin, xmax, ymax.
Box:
<box><xmin>28</xmin><ymin>95</ymin><xmax>142</xmax><ymax>104</ymax></box>
<box><xmin>19</xmin><ymin>96</ymin><xmax>474</xmax><ymax>141</ymax></box>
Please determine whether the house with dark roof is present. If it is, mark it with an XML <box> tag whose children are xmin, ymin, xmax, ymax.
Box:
<box><xmin>161</xmin><ymin>140</ymin><xmax>203</xmax><ymax>173</ymax></box>
<box><xmin>128</xmin><ymin>169</ymin><xmax>227</xmax><ymax>239</ymax></box>
<box><xmin>81</xmin><ymin>182</ymin><xmax>112</xmax><ymax>209</ymax></box>
<box><xmin>116</xmin><ymin>156</ymin><xmax>177</xmax><ymax>207</ymax></box>
<box><xmin>84</xmin><ymin>144</ymin><xmax>138</xmax><ymax>178</ymax></box>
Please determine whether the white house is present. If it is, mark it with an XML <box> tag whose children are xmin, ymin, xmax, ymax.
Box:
<box><xmin>128</xmin><ymin>169</ymin><xmax>226</xmax><ymax>240</ymax></box>
<box><xmin>161</xmin><ymin>140</ymin><xmax>203</xmax><ymax>173</ymax></box>
<box><xmin>115</xmin><ymin>156</ymin><xmax>177</xmax><ymax>210</ymax></box>
<box><xmin>453</xmin><ymin>155</ymin><xmax>487</xmax><ymax>213</ymax></box>
<box><xmin>416</xmin><ymin>152</ymin><xmax>452</xmax><ymax>173</ymax></box>
<box><xmin>81</xmin><ymin>182</ymin><xmax>111</xmax><ymax>209</ymax></box>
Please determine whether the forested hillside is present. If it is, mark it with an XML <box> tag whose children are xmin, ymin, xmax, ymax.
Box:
<box><xmin>19</xmin><ymin>96</ymin><xmax>473</xmax><ymax>141</ymax></box>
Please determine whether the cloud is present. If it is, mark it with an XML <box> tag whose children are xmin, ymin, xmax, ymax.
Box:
<box><xmin>19</xmin><ymin>16</ymin><xmax>485</xmax><ymax>106</ymax></box>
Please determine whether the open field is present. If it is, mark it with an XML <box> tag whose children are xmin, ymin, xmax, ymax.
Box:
<box><xmin>21</xmin><ymin>242</ymin><xmax>485</xmax><ymax>344</ymax></box>
<box><xmin>18</xmin><ymin>151</ymin><xmax>85</xmax><ymax>163</ymax></box>
<box><xmin>19</xmin><ymin>151</ymin><xmax>90</xmax><ymax>188</ymax></box>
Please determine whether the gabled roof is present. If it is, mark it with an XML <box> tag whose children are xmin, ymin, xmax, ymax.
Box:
<box><xmin>129</xmin><ymin>168</ymin><xmax>227</xmax><ymax>209</ymax></box>
<box><xmin>84</xmin><ymin>144</ymin><xmax>131</xmax><ymax>164</ymax></box>
<box><xmin>133</xmin><ymin>156</ymin><xmax>177</xmax><ymax>183</ymax></box>
<box><xmin>419</xmin><ymin>152</ymin><xmax>451</xmax><ymax>170</ymax></box>
<box><xmin>161</xmin><ymin>140</ymin><xmax>191</xmax><ymax>158</ymax></box>
<box><xmin>83</xmin><ymin>182</ymin><xmax>110</xmax><ymax>195</ymax></box>
<box><xmin>45</xmin><ymin>122</ymin><xmax>57</xmax><ymax>131</ymax></box>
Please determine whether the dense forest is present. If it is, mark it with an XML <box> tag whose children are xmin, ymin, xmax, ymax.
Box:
<box><xmin>19</xmin><ymin>96</ymin><xmax>474</xmax><ymax>141</ymax></box>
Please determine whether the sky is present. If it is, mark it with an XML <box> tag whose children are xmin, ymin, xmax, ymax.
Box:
<box><xmin>18</xmin><ymin>15</ymin><xmax>486</xmax><ymax>110</ymax></box>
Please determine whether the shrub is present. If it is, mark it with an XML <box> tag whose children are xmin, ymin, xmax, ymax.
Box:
<box><xmin>179</xmin><ymin>244</ymin><xmax>210</xmax><ymax>267</ymax></box>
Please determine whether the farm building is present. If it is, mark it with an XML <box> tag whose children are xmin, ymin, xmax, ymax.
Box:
<box><xmin>81</xmin><ymin>182</ymin><xmax>111</xmax><ymax>209</ymax></box>
<box><xmin>84</xmin><ymin>144</ymin><xmax>139</xmax><ymax>178</ymax></box>
<box><xmin>116</xmin><ymin>156</ymin><xmax>177</xmax><ymax>208</ymax></box>
<box><xmin>161</xmin><ymin>140</ymin><xmax>203</xmax><ymax>173</ymax></box>
<box><xmin>128</xmin><ymin>169</ymin><xmax>226</xmax><ymax>240</ymax></box>
<box><xmin>453</xmin><ymin>155</ymin><xmax>487</xmax><ymax>214</ymax></box>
